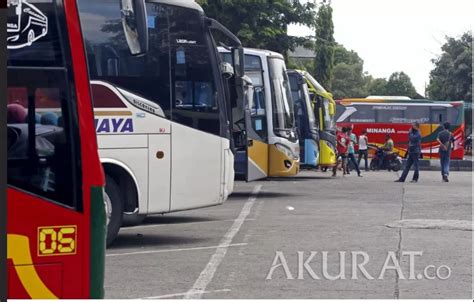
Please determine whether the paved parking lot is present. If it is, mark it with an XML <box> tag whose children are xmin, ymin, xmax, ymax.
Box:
<box><xmin>105</xmin><ymin>170</ymin><xmax>472</xmax><ymax>299</ymax></box>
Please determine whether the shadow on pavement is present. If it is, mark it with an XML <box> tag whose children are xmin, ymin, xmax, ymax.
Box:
<box><xmin>142</xmin><ymin>215</ymin><xmax>216</xmax><ymax>225</ymax></box>
<box><xmin>109</xmin><ymin>233</ymin><xmax>209</xmax><ymax>249</ymax></box>
<box><xmin>269</xmin><ymin>175</ymin><xmax>334</xmax><ymax>181</ymax></box>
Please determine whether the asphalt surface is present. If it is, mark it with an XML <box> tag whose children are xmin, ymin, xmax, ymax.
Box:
<box><xmin>104</xmin><ymin>170</ymin><xmax>472</xmax><ymax>299</ymax></box>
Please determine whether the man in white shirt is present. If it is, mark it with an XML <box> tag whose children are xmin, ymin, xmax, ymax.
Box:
<box><xmin>357</xmin><ymin>129</ymin><xmax>369</xmax><ymax>171</ymax></box>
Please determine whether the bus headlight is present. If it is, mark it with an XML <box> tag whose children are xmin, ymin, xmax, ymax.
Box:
<box><xmin>275</xmin><ymin>143</ymin><xmax>298</xmax><ymax>160</ymax></box>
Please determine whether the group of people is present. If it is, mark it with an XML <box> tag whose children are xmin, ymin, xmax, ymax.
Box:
<box><xmin>332</xmin><ymin>126</ymin><xmax>367</xmax><ymax>177</ymax></box>
<box><xmin>333</xmin><ymin>122</ymin><xmax>456</xmax><ymax>183</ymax></box>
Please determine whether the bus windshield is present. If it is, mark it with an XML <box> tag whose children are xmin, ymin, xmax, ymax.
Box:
<box><xmin>321</xmin><ymin>97</ymin><xmax>335</xmax><ymax>130</ymax></box>
<box><xmin>78</xmin><ymin>0</ymin><xmax>223</xmax><ymax>136</ymax></box>
<box><xmin>268</xmin><ymin>57</ymin><xmax>294</xmax><ymax>130</ymax></box>
<box><xmin>305</xmin><ymin>72</ymin><xmax>327</xmax><ymax>94</ymax></box>
<box><xmin>302</xmin><ymin>84</ymin><xmax>317</xmax><ymax>129</ymax></box>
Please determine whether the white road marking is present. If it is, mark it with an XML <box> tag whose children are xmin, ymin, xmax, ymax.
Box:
<box><xmin>106</xmin><ymin>243</ymin><xmax>248</xmax><ymax>257</ymax></box>
<box><xmin>142</xmin><ymin>288</ymin><xmax>231</xmax><ymax>299</ymax></box>
<box><xmin>184</xmin><ymin>185</ymin><xmax>262</xmax><ymax>299</ymax></box>
<box><xmin>122</xmin><ymin>218</ymin><xmax>256</xmax><ymax>231</ymax></box>
<box><xmin>286</xmin><ymin>206</ymin><xmax>295</xmax><ymax>211</ymax></box>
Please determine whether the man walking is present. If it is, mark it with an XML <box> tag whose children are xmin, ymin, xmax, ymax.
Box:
<box><xmin>346</xmin><ymin>127</ymin><xmax>362</xmax><ymax>177</ymax></box>
<box><xmin>357</xmin><ymin>129</ymin><xmax>369</xmax><ymax>171</ymax></box>
<box><xmin>396</xmin><ymin>122</ymin><xmax>422</xmax><ymax>183</ymax></box>
<box><xmin>437</xmin><ymin>122</ymin><xmax>455</xmax><ymax>182</ymax></box>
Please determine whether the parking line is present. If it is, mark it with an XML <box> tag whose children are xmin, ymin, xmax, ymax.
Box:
<box><xmin>121</xmin><ymin>218</ymin><xmax>256</xmax><ymax>231</ymax></box>
<box><xmin>106</xmin><ymin>243</ymin><xmax>248</xmax><ymax>257</ymax></box>
<box><xmin>142</xmin><ymin>288</ymin><xmax>231</xmax><ymax>299</ymax></box>
<box><xmin>184</xmin><ymin>184</ymin><xmax>262</xmax><ymax>299</ymax></box>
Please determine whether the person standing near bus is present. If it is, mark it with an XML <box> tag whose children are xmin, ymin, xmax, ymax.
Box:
<box><xmin>346</xmin><ymin>127</ymin><xmax>362</xmax><ymax>177</ymax></box>
<box><xmin>357</xmin><ymin>129</ymin><xmax>369</xmax><ymax>171</ymax></box>
<box><xmin>333</xmin><ymin>127</ymin><xmax>349</xmax><ymax>177</ymax></box>
<box><xmin>396</xmin><ymin>122</ymin><xmax>422</xmax><ymax>183</ymax></box>
<box><xmin>437</xmin><ymin>122</ymin><xmax>455</xmax><ymax>182</ymax></box>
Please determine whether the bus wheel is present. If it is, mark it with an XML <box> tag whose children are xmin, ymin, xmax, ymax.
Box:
<box><xmin>105</xmin><ymin>175</ymin><xmax>123</xmax><ymax>246</ymax></box>
<box><xmin>27</xmin><ymin>30</ymin><xmax>35</xmax><ymax>45</ymax></box>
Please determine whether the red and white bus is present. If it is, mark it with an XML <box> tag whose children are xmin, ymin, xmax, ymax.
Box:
<box><xmin>6</xmin><ymin>0</ymin><xmax>116</xmax><ymax>298</ymax></box>
<box><xmin>336</xmin><ymin>98</ymin><xmax>465</xmax><ymax>160</ymax></box>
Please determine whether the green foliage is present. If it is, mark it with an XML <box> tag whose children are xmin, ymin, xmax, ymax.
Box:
<box><xmin>333</xmin><ymin>43</ymin><xmax>363</xmax><ymax>66</ymax></box>
<box><xmin>384</xmin><ymin>72</ymin><xmax>418</xmax><ymax>98</ymax></box>
<box><xmin>196</xmin><ymin>0</ymin><xmax>317</xmax><ymax>55</ymax></box>
<box><xmin>287</xmin><ymin>56</ymin><xmax>315</xmax><ymax>73</ymax></box>
<box><xmin>427</xmin><ymin>32</ymin><xmax>472</xmax><ymax>103</ymax></box>
<box><xmin>314</xmin><ymin>3</ymin><xmax>335</xmax><ymax>88</ymax></box>
<box><xmin>330</xmin><ymin>44</ymin><xmax>369</xmax><ymax>99</ymax></box>
<box><xmin>331</xmin><ymin>63</ymin><xmax>369</xmax><ymax>99</ymax></box>
<box><xmin>366</xmin><ymin>78</ymin><xmax>388</xmax><ymax>96</ymax></box>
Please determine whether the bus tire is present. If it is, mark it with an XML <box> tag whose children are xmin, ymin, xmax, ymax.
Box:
<box><xmin>105</xmin><ymin>175</ymin><xmax>123</xmax><ymax>246</ymax></box>
<box><xmin>122</xmin><ymin>213</ymin><xmax>146</xmax><ymax>227</ymax></box>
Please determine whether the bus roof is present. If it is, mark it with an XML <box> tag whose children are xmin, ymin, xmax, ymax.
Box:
<box><xmin>148</xmin><ymin>0</ymin><xmax>203</xmax><ymax>12</ymax></box>
<box><xmin>339</xmin><ymin>98</ymin><xmax>464</xmax><ymax>106</ymax></box>
<box><xmin>366</xmin><ymin>96</ymin><xmax>411</xmax><ymax>100</ymax></box>
<box><xmin>244</xmin><ymin>48</ymin><xmax>285</xmax><ymax>60</ymax></box>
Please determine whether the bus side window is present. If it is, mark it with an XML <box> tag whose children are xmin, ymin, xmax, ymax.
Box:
<box><xmin>7</xmin><ymin>0</ymin><xmax>81</xmax><ymax>209</ymax></box>
<box><xmin>431</xmin><ymin>108</ymin><xmax>447</xmax><ymax>124</ymax></box>
<box><xmin>7</xmin><ymin>70</ymin><xmax>78</xmax><ymax>209</ymax></box>
<box><xmin>169</xmin><ymin>6</ymin><xmax>220</xmax><ymax>135</ymax></box>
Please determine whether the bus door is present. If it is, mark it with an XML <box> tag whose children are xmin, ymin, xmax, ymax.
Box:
<box><xmin>7</xmin><ymin>0</ymin><xmax>105</xmax><ymax>298</ymax></box>
<box><xmin>243</xmin><ymin>54</ymin><xmax>269</xmax><ymax>181</ymax></box>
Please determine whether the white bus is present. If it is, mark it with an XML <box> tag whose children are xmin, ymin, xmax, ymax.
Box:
<box><xmin>78</xmin><ymin>0</ymin><xmax>244</xmax><ymax>244</ymax></box>
<box><xmin>221</xmin><ymin>48</ymin><xmax>300</xmax><ymax>181</ymax></box>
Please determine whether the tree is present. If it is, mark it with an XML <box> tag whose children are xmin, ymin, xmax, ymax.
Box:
<box><xmin>427</xmin><ymin>32</ymin><xmax>472</xmax><ymax>102</ymax></box>
<box><xmin>330</xmin><ymin>44</ymin><xmax>370</xmax><ymax>98</ymax></box>
<box><xmin>313</xmin><ymin>2</ymin><xmax>335</xmax><ymax>89</ymax></box>
<box><xmin>333</xmin><ymin>43</ymin><xmax>363</xmax><ymax>66</ymax></box>
<box><xmin>331</xmin><ymin>63</ymin><xmax>369</xmax><ymax>99</ymax></box>
<box><xmin>196</xmin><ymin>0</ymin><xmax>317</xmax><ymax>55</ymax></box>
<box><xmin>384</xmin><ymin>72</ymin><xmax>418</xmax><ymax>98</ymax></box>
<box><xmin>366</xmin><ymin>78</ymin><xmax>388</xmax><ymax>96</ymax></box>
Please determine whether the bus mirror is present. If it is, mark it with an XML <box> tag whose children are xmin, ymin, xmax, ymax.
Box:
<box><xmin>329</xmin><ymin>102</ymin><xmax>335</xmax><ymax>116</ymax></box>
<box><xmin>220</xmin><ymin>62</ymin><xmax>234</xmax><ymax>79</ymax></box>
<box><xmin>120</xmin><ymin>0</ymin><xmax>148</xmax><ymax>56</ymax></box>
<box><xmin>242</xmin><ymin>75</ymin><xmax>254</xmax><ymax>110</ymax></box>
<box><xmin>232</xmin><ymin>47</ymin><xmax>244</xmax><ymax>78</ymax></box>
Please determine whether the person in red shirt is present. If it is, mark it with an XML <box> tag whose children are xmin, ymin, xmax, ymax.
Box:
<box><xmin>333</xmin><ymin>127</ymin><xmax>350</xmax><ymax>177</ymax></box>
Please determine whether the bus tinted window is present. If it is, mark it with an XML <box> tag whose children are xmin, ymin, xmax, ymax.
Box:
<box><xmin>447</xmin><ymin>107</ymin><xmax>461</xmax><ymax>124</ymax></box>
<box><xmin>7</xmin><ymin>0</ymin><xmax>63</xmax><ymax>66</ymax></box>
<box><xmin>350</xmin><ymin>105</ymin><xmax>375</xmax><ymax>123</ymax></box>
<box><xmin>245</xmin><ymin>55</ymin><xmax>262</xmax><ymax>70</ymax></box>
<box><xmin>169</xmin><ymin>6</ymin><xmax>220</xmax><ymax>135</ymax></box>
<box><xmin>7</xmin><ymin>0</ymin><xmax>81</xmax><ymax>209</ymax></box>
<box><xmin>268</xmin><ymin>57</ymin><xmax>294</xmax><ymax>130</ymax></box>
<box><xmin>405</xmin><ymin>106</ymin><xmax>430</xmax><ymax>123</ymax></box>
<box><xmin>78</xmin><ymin>0</ymin><xmax>172</xmax><ymax>117</ymax></box>
<box><xmin>375</xmin><ymin>107</ymin><xmax>404</xmax><ymax>123</ymax></box>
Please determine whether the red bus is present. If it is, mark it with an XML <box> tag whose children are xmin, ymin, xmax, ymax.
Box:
<box><xmin>336</xmin><ymin>98</ymin><xmax>465</xmax><ymax>160</ymax></box>
<box><xmin>6</xmin><ymin>0</ymin><xmax>106</xmax><ymax>298</ymax></box>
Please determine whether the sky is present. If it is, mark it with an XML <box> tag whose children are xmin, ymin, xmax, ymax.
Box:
<box><xmin>288</xmin><ymin>0</ymin><xmax>473</xmax><ymax>96</ymax></box>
